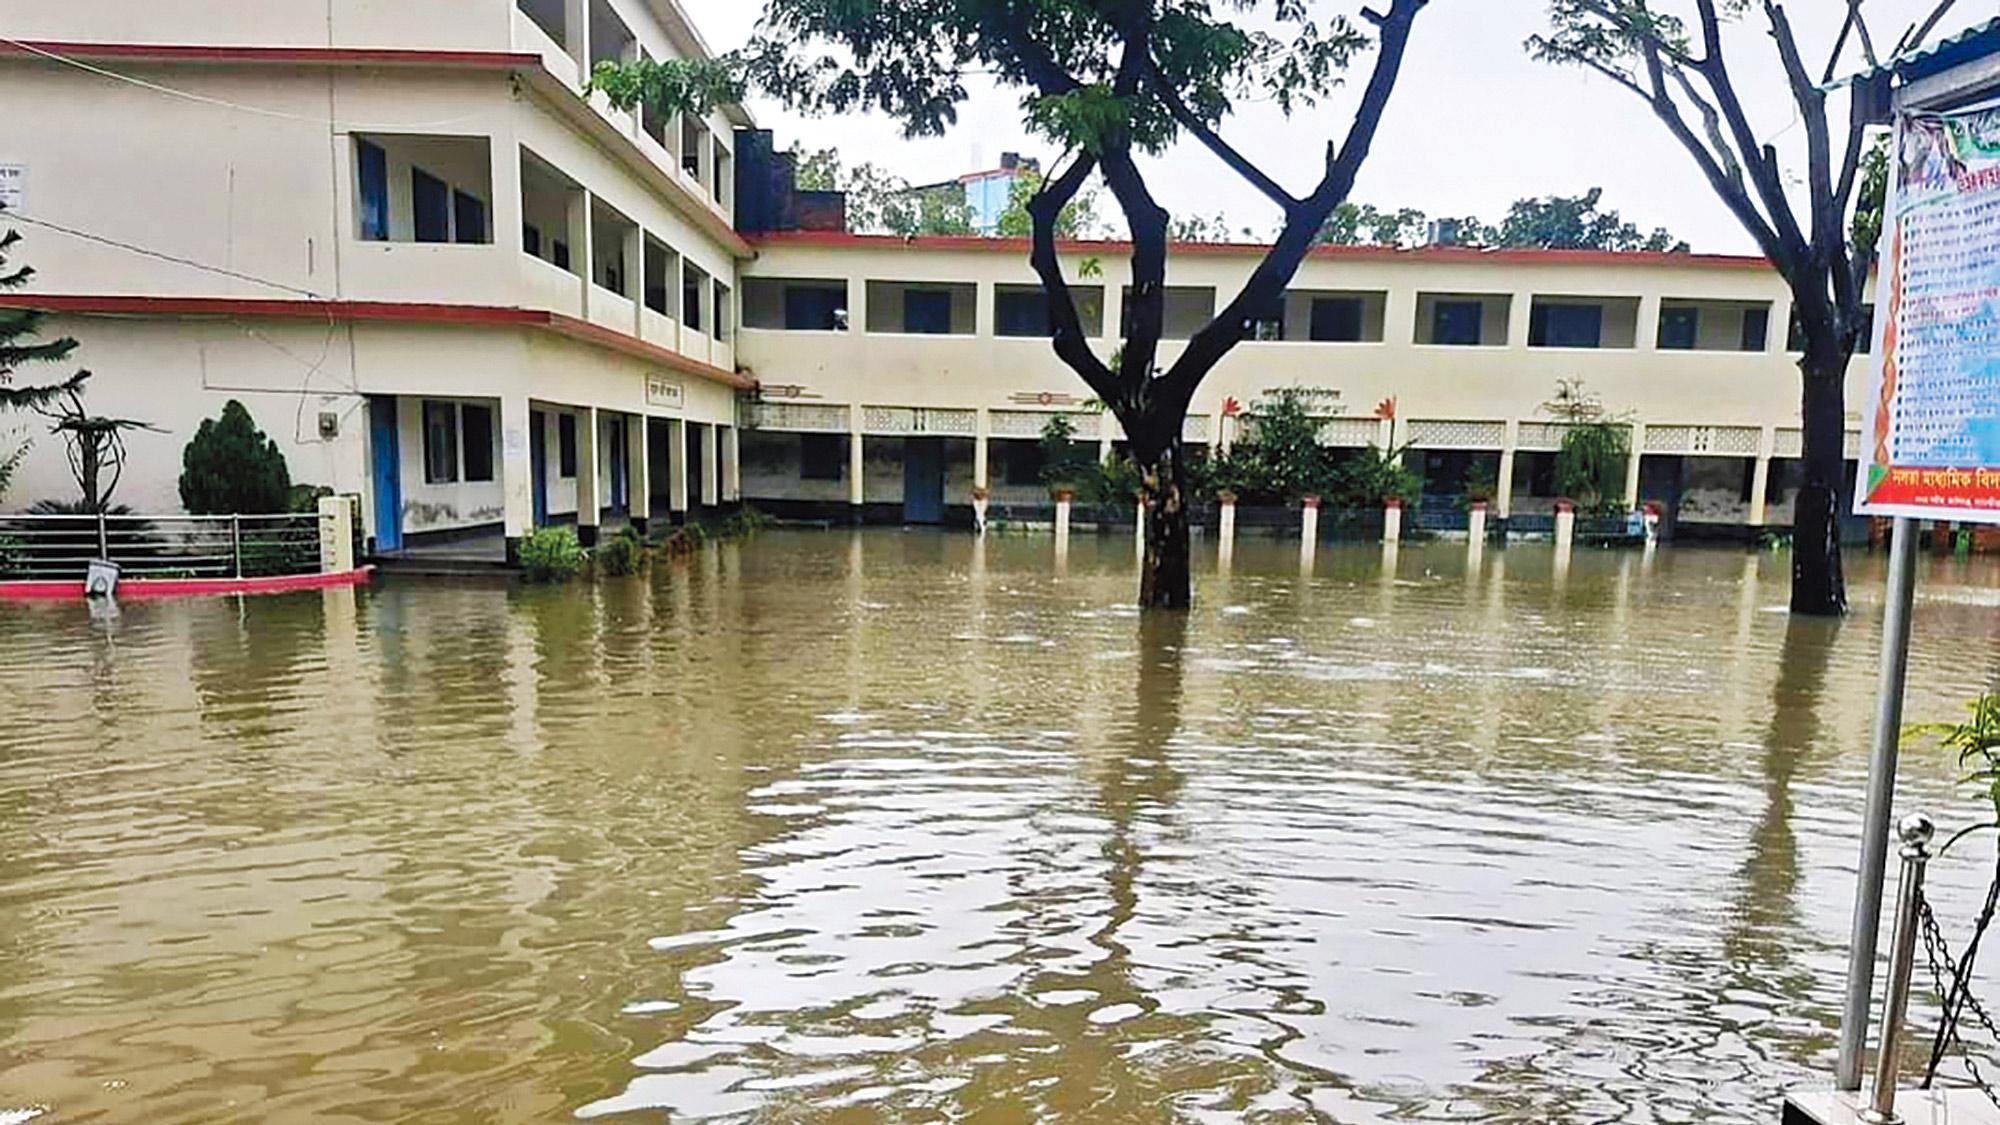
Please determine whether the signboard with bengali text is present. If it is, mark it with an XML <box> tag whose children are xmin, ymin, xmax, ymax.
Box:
<box><xmin>646</xmin><ymin>376</ymin><xmax>685</xmax><ymax>412</ymax></box>
<box><xmin>1857</xmin><ymin>102</ymin><xmax>2000</xmax><ymax>523</ymax></box>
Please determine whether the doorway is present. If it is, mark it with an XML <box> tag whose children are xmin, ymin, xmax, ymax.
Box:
<box><xmin>903</xmin><ymin>437</ymin><xmax>945</xmax><ymax>524</ymax></box>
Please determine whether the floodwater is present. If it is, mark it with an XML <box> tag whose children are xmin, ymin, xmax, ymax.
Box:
<box><xmin>4</xmin><ymin>531</ymin><xmax>2000</xmax><ymax>1124</ymax></box>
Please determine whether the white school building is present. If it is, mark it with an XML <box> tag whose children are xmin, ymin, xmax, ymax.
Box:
<box><xmin>0</xmin><ymin>0</ymin><xmax>1872</xmax><ymax>556</ymax></box>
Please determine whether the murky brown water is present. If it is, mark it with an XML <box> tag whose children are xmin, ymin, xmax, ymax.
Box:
<box><xmin>5</xmin><ymin>531</ymin><xmax>2000</xmax><ymax>1123</ymax></box>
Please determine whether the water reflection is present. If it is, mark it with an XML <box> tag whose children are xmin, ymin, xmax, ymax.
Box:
<box><xmin>5</xmin><ymin>535</ymin><xmax>2000</xmax><ymax>1123</ymax></box>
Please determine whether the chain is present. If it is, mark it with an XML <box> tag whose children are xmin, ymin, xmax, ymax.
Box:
<box><xmin>1919</xmin><ymin>893</ymin><xmax>2000</xmax><ymax>1108</ymax></box>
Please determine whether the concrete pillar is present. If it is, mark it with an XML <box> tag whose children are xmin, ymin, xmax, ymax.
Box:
<box><xmin>625</xmin><ymin>413</ymin><xmax>650</xmax><ymax>534</ymax></box>
<box><xmin>1506</xmin><ymin>293</ymin><xmax>1532</xmax><ymax>349</ymax></box>
<box><xmin>1217</xmin><ymin>412</ymin><xmax>1234</xmax><ymax>455</ymax></box>
<box><xmin>1054</xmin><ymin>488</ymin><xmax>1073</xmax><ymax>557</ymax></box>
<box><xmin>1624</xmin><ymin>422</ymin><xmax>1646</xmax><ymax>510</ymax></box>
<box><xmin>1135</xmin><ymin>496</ymin><xmax>1147</xmax><ymax>561</ymax></box>
<box><xmin>1468</xmin><ymin>500</ymin><xmax>1488</xmax><ymax>544</ymax></box>
<box><xmin>1497</xmin><ymin>419</ymin><xmax>1520</xmax><ymax>521</ymax></box>
<box><xmin>1099</xmin><ymin>415</ymin><xmax>1116</xmax><ymax>465</ymax></box>
<box><xmin>721</xmin><ymin>424</ymin><xmax>740</xmax><ymax>502</ymax></box>
<box><xmin>1217</xmin><ymin>492</ymin><xmax>1237</xmax><ymax>567</ymax></box>
<box><xmin>318</xmin><ymin>495</ymin><xmax>355</xmax><ymax>574</ymax></box>
<box><xmin>1636</xmin><ymin>295</ymin><xmax>1662</xmax><ymax>351</ymax></box>
<box><xmin>563</xmin><ymin>0</ymin><xmax>589</xmax><ymax>76</ymax></box>
<box><xmin>848</xmin><ymin>404</ymin><xmax>865</xmax><ymax>518</ymax></box>
<box><xmin>1748</xmin><ymin>426</ymin><xmax>1776</xmax><ymax>528</ymax></box>
<box><xmin>1383</xmin><ymin>497</ymin><xmax>1403</xmax><ymax>543</ymax></box>
<box><xmin>567</xmin><ymin>189</ymin><xmax>592</xmax><ymax>315</ymax></box>
<box><xmin>700</xmin><ymin>423</ymin><xmax>720</xmax><ymax>507</ymax></box>
<box><xmin>574</xmin><ymin>405</ymin><xmax>600</xmax><ymax>546</ymax></box>
<box><xmin>975</xmin><ymin>281</ymin><xmax>995</xmax><ymax>338</ymax></box>
<box><xmin>1301</xmin><ymin>495</ymin><xmax>1320</xmax><ymax>570</ymax></box>
<box><xmin>501</xmin><ymin>396</ymin><xmax>534</xmax><ymax>562</ymax></box>
<box><xmin>667</xmin><ymin>419</ymin><xmax>689</xmax><ymax>518</ymax></box>
<box><xmin>623</xmin><ymin>223</ymin><xmax>645</xmax><ymax>335</ymax></box>
<box><xmin>1554</xmin><ymin>498</ymin><xmax>1576</xmax><ymax>559</ymax></box>
<box><xmin>973</xmin><ymin>407</ymin><xmax>991</xmax><ymax>491</ymax></box>
<box><xmin>972</xmin><ymin>488</ymin><xmax>989</xmax><ymax>534</ymax></box>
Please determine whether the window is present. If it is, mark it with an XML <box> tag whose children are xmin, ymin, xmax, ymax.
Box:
<box><xmin>996</xmin><ymin>288</ymin><xmax>1051</xmax><ymax>337</ymax></box>
<box><xmin>453</xmin><ymin>191</ymin><xmax>488</xmax><ymax>245</ymax></box>
<box><xmin>904</xmin><ymin>289</ymin><xmax>954</xmax><ymax>334</ymax></box>
<box><xmin>683</xmin><ymin>272</ymin><xmax>704</xmax><ymax>332</ymax></box>
<box><xmin>1246</xmin><ymin>293</ymin><xmax>1285</xmax><ymax>341</ymax></box>
<box><xmin>553</xmin><ymin>241</ymin><xmax>571</xmax><ymax>270</ymax></box>
<box><xmin>1741</xmin><ymin>307</ymin><xmax>1770</xmax><ymax>352</ymax></box>
<box><xmin>1659</xmin><ymin>306</ymin><xmax>1699</xmax><ymax>350</ymax></box>
<box><xmin>422</xmin><ymin>401</ymin><xmax>459</xmax><ymax>484</ymax></box>
<box><xmin>785</xmin><ymin>285</ymin><xmax>845</xmax><ymax>330</ymax></box>
<box><xmin>1529</xmin><ymin>303</ymin><xmax>1603</xmax><ymax>348</ymax></box>
<box><xmin>800</xmin><ymin>433</ymin><xmax>846</xmax><ymax>481</ymax></box>
<box><xmin>461</xmin><ymin>403</ymin><xmax>495</xmax><ymax>482</ymax></box>
<box><xmin>412</xmin><ymin>169</ymin><xmax>451</xmax><ymax>243</ymax></box>
<box><xmin>714</xmin><ymin>282</ymin><xmax>732</xmax><ymax>341</ymax></box>
<box><xmin>1432</xmin><ymin>300</ymin><xmax>1484</xmax><ymax>346</ymax></box>
<box><xmin>523</xmin><ymin>224</ymin><xmax>542</xmax><ymax>258</ymax></box>
<box><xmin>1002</xmin><ymin>441</ymin><xmax>1045</xmax><ymax>486</ymax></box>
<box><xmin>1310</xmin><ymin>297</ymin><xmax>1364</xmax><ymax>342</ymax></box>
<box><xmin>557</xmin><ymin>413</ymin><xmax>578</xmax><ymax>478</ymax></box>
<box><xmin>357</xmin><ymin>140</ymin><xmax>389</xmax><ymax>241</ymax></box>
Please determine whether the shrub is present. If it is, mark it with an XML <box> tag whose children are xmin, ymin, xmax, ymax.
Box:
<box><xmin>720</xmin><ymin>505</ymin><xmax>773</xmax><ymax>539</ymax></box>
<box><xmin>520</xmin><ymin>527</ymin><xmax>586</xmax><ymax>583</ymax></box>
<box><xmin>594</xmin><ymin>526</ymin><xmax>644</xmax><ymax>576</ymax></box>
<box><xmin>1036</xmin><ymin>415</ymin><xmax>1097</xmax><ymax>489</ymax></box>
<box><xmin>1326</xmin><ymin>444</ymin><xmax>1422</xmax><ymax>508</ymax></box>
<box><xmin>179</xmin><ymin>400</ymin><xmax>292</xmax><ymax>514</ymax></box>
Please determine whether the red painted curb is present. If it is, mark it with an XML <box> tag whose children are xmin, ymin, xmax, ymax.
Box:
<box><xmin>0</xmin><ymin>567</ymin><xmax>374</xmax><ymax>601</ymax></box>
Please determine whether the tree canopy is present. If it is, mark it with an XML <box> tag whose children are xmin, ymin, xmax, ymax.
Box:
<box><xmin>0</xmin><ymin>223</ymin><xmax>87</xmax><ymax>413</ymax></box>
<box><xmin>1317</xmin><ymin>188</ymin><xmax>1687</xmax><ymax>251</ymax></box>
<box><xmin>786</xmin><ymin>144</ymin><xmax>1101</xmax><ymax>239</ymax></box>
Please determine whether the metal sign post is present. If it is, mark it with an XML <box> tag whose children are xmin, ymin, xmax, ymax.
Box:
<box><xmin>1836</xmin><ymin>516</ymin><xmax>1921</xmax><ymax>1090</ymax></box>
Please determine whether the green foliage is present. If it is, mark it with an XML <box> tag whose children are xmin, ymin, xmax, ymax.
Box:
<box><xmin>1462</xmin><ymin>461</ymin><xmax>1500</xmax><ymax>505</ymax></box>
<box><xmin>995</xmin><ymin>167</ymin><xmax>1103</xmax><ymax>240</ymax></box>
<box><xmin>1853</xmin><ymin>135</ymin><xmax>1890</xmax><ymax>265</ymax></box>
<box><xmin>288</xmin><ymin>484</ymin><xmax>333</xmax><ymax>514</ymax></box>
<box><xmin>520</xmin><ymin>527</ymin><xmax>586</xmax><ymax>584</ymax></box>
<box><xmin>1036</xmin><ymin>415</ymin><xmax>1097</xmax><ymax>489</ymax></box>
<box><xmin>0</xmin><ymin>534</ymin><xmax>21</xmax><ymax>575</ymax></box>
<box><xmin>720</xmin><ymin>506</ymin><xmax>774</xmax><ymax>539</ymax></box>
<box><xmin>1913</xmin><ymin>694</ymin><xmax>2000</xmax><ymax>853</ymax></box>
<box><xmin>586</xmin><ymin>56</ymin><xmax>744</xmax><ymax>124</ymax></box>
<box><xmin>1081</xmin><ymin>454</ymin><xmax>1144</xmax><ymax>508</ymax></box>
<box><xmin>0</xmin><ymin>223</ymin><xmax>88</xmax><ymax>413</ymax></box>
<box><xmin>1328</xmin><ymin>443</ymin><xmax>1422</xmax><ymax>508</ymax></box>
<box><xmin>180</xmin><ymin>400</ymin><xmax>292</xmax><ymax>514</ymax></box>
<box><xmin>1318</xmin><ymin>189</ymin><xmax>1683</xmax><ymax>251</ymax></box>
<box><xmin>783</xmin><ymin>143</ymin><xmax>973</xmax><ymax>237</ymax></box>
<box><xmin>240</xmin><ymin>536</ymin><xmax>318</xmax><ymax>578</ymax></box>
<box><xmin>593</xmin><ymin>525</ymin><xmax>645</xmax><ymax>577</ymax></box>
<box><xmin>1544</xmin><ymin>381</ymin><xmax>1629</xmax><ymax>512</ymax></box>
<box><xmin>0</xmin><ymin>432</ymin><xmax>26</xmax><ymax>504</ymax></box>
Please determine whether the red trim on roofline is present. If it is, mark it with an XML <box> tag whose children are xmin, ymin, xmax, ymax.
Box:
<box><xmin>0</xmin><ymin>40</ymin><xmax>540</xmax><ymax>69</ymax></box>
<box><xmin>0</xmin><ymin>295</ymin><xmax>755</xmax><ymax>391</ymax></box>
<box><xmin>747</xmin><ymin>229</ymin><xmax>1779</xmax><ymax>270</ymax></box>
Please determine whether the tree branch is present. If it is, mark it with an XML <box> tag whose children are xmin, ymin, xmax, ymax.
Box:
<box><xmin>1686</xmin><ymin>0</ymin><xmax>1809</xmax><ymax>267</ymax></box>
<box><xmin>1897</xmin><ymin>0</ymin><xmax>1960</xmax><ymax>56</ymax></box>
<box><xmin>1144</xmin><ymin>59</ymin><xmax>1300</xmax><ymax>211</ymax></box>
<box><xmin>1640</xmin><ymin>41</ymin><xmax>1789</xmax><ymax>265</ymax></box>
<box><xmin>1026</xmin><ymin>151</ymin><xmax>1118</xmax><ymax>403</ymax></box>
<box><xmin>1764</xmin><ymin>2</ymin><xmax>1839</xmax><ymax>278</ymax></box>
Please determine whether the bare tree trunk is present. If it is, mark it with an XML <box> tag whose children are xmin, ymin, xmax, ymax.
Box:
<box><xmin>1136</xmin><ymin>434</ymin><xmax>1191</xmax><ymax>611</ymax></box>
<box><xmin>1792</xmin><ymin>352</ymin><xmax>1849</xmax><ymax>616</ymax></box>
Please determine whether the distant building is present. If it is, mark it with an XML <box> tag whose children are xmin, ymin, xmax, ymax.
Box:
<box><xmin>958</xmin><ymin>153</ymin><xmax>1038</xmax><ymax>235</ymax></box>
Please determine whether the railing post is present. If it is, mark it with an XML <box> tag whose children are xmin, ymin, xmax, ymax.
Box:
<box><xmin>1862</xmin><ymin>813</ymin><xmax>1935</xmax><ymax>1125</ymax></box>
<box><xmin>96</xmin><ymin>510</ymin><xmax>109</xmax><ymax>559</ymax></box>
<box><xmin>231</xmin><ymin>514</ymin><xmax>243</xmax><ymax>578</ymax></box>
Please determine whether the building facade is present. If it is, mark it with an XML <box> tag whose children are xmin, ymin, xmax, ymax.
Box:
<box><xmin>0</xmin><ymin>1</ymin><xmax>1871</xmax><ymax>552</ymax></box>
<box><xmin>0</xmin><ymin>0</ymin><xmax>752</xmax><ymax>557</ymax></box>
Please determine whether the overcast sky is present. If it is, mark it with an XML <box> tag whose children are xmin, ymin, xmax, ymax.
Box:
<box><xmin>681</xmin><ymin>0</ymin><xmax>1984</xmax><ymax>255</ymax></box>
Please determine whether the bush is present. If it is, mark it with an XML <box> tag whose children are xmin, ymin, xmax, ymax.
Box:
<box><xmin>520</xmin><ymin>527</ymin><xmax>586</xmax><ymax>583</ymax></box>
<box><xmin>593</xmin><ymin>526</ymin><xmax>644</xmax><ymax>576</ymax></box>
<box><xmin>180</xmin><ymin>400</ymin><xmax>292</xmax><ymax>514</ymax></box>
<box><xmin>720</xmin><ymin>505</ymin><xmax>773</xmax><ymax>539</ymax></box>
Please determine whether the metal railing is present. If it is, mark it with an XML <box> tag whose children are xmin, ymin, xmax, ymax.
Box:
<box><xmin>0</xmin><ymin>513</ymin><xmax>330</xmax><ymax>580</ymax></box>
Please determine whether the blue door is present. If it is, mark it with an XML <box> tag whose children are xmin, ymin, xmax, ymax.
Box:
<box><xmin>903</xmin><ymin>438</ymin><xmax>945</xmax><ymax>524</ymax></box>
<box><xmin>368</xmin><ymin>396</ymin><xmax>403</xmax><ymax>551</ymax></box>
<box><xmin>530</xmin><ymin>411</ymin><xmax>549</xmax><ymax>528</ymax></box>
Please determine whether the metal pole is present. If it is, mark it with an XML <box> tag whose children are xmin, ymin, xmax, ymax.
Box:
<box><xmin>1863</xmin><ymin>813</ymin><xmax>1934</xmax><ymax>1125</ymax></box>
<box><xmin>1838</xmin><ymin>516</ymin><xmax>1921</xmax><ymax>1090</ymax></box>
<box><xmin>231</xmin><ymin>515</ymin><xmax>243</xmax><ymax>579</ymax></box>
<box><xmin>96</xmin><ymin>510</ymin><xmax>109</xmax><ymax>559</ymax></box>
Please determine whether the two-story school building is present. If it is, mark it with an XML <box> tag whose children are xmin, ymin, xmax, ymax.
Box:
<box><xmin>0</xmin><ymin>0</ymin><xmax>1872</xmax><ymax>555</ymax></box>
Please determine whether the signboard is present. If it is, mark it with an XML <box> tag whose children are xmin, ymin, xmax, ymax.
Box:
<box><xmin>0</xmin><ymin>165</ymin><xmax>24</xmax><ymax>213</ymax></box>
<box><xmin>646</xmin><ymin>376</ymin><xmax>684</xmax><ymax>412</ymax></box>
<box><xmin>1857</xmin><ymin>103</ymin><xmax>2000</xmax><ymax>522</ymax></box>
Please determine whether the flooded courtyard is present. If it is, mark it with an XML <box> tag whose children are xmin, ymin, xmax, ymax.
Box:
<box><xmin>3</xmin><ymin>531</ymin><xmax>2000</xmax><ymax>1123</ymax></box>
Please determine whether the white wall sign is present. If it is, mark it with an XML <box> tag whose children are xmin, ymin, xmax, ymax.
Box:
<box><xmin>647</xmin><ymin>376</ymin><xmax>685</xmax><ymax>412</ymax></box>
<box><xmin>0</xmin><ymin>165</ymin><xmax>25</xmax><ymax>214</ymax></box>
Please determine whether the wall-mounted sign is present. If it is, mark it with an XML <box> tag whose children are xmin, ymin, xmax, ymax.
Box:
<box><xmin>0</xmin><ymin>165</ymin><xmax>25</xmax><ymax>213</ymax></box>
<box><xmin>646</xmin><ymin>376</ymin><xmax>685</xmax><ymax>412</ymax></box>
<box><xmin>758</xmin><ymin>384</ymin><xmax>821</xmax><ymax>400</ymax></box>
<box><xmin>1857</xmin><ymin>103</ymin><xmax>2000</xmax><ymax>523</ymax></box>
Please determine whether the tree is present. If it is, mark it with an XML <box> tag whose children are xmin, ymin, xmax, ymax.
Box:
<box><xmin>33</xmin><ymin>379</ymin><xmax>157</xmax><ymax>514</ymax></box>
<box><xmin>1318</xmin><ymin>202</ymin><xmax>1433</xmax><ymax>247</ymax></box>
<box><xmin>1493</xmin><ymin>187</ymin><xmax>1687</xmax><ymax>251</ymax></box>
<box><xmin>1544</xmin><ymin>379</ymin><xmax>1631</xmax><ymax>512</ymax></box>
<box><xmin>596</xmin><ymin>0</ymin><xmax>1432</xmax><ymax>609</ymax></box>
<box><xmin>1528</xmin><ymin>1</ymin><xmax>1961</xmax><ymax>616</ymax></box>
<box><xmin>995</xmin><ymin>167</ymin><xmax>1103</xmax><ymax>240</ymax></box>
<box><xmin>0</xmin><ymin>220</ymin><xmax>88</xmax><ymax>412</ymax></box>
<box><xmin>783</xmin><ymin>144</ymin><xmax>975</xmax><ymax>237</ymax></box>
<box><xmin>180</xmin><ymin>399</ymin><xmax>293</xmax><ymax>514</ymax></box>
